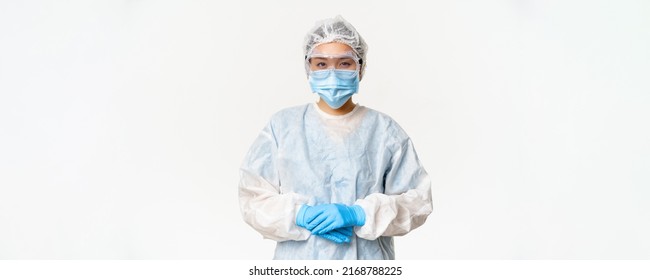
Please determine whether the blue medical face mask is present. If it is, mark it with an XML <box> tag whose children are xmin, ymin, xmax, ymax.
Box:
<box><xmin>308</xmin><ymin>69</ymin><xmax>359</xmax><ymax>109</ymax></box>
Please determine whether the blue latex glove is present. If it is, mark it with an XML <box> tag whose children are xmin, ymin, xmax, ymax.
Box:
<box><xmin>316</xmin><ymin>227</ymin><xmax>354</xmax><ymax>244</ymax></box>
<box><xmin>297</xmin><ymin>205</ymin><xmax>354</xmax><ymax>243</ymax></box>
<box><xmin>296</xmin><ymin>204</ymin><xmax>316</xmax><ymax>229</ymax></box>
<box><xmin>305</xmin><ymin>203</ymin><xmax>366</xmax><ymax>235</ymax></box>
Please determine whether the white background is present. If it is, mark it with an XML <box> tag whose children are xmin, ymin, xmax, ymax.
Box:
<box><xmin>1</xmin><ymin>0</ymin><xmax>649</xmax><ymax>259</ymax></box>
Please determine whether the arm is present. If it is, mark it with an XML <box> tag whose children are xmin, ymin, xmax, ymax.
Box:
<box><xmin>238</xmin><ymin>124</ymin><xmax>311</xmax><ymax>241</ymax></box>
<box><xmin>354</xmin><ymin>139</ymin><xmax>433</xmax><ymax>240</ymax></box>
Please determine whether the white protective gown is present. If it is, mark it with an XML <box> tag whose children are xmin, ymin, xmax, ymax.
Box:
<box><xmin>239</xmin><ymin>103</ymin><xmax>432</xmax><ymax>259</ymax></box>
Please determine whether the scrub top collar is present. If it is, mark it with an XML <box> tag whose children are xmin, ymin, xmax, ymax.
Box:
<box><xmin>312</xmin><ymin>101</ymin><xmax>361</xmax><ymax>120</ymax></box>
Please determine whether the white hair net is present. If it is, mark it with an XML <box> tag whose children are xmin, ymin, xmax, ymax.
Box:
<box><xmin>304</xmin><ymin>15</ymin><xmax>368</xmax><ymax>76</ymax></box>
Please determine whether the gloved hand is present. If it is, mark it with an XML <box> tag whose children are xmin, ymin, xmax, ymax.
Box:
<box><xmin>316</xmin><ymin>227</ymin><xmax>353</xmax><ymax>244</ymax></box>
<box><xmin>296</xmin><ymin>205</ymin><xmax>355</xmax><ymax>244</ymax></box>
<box><xmin>304</xmin><ymin>203</ymin><xmax>366</xmax><ymax>235</ymax></box>
<box><xmin>296</xmin><ymin>204</ymin><xmax>317</xmax><ymax>229</ymax></box>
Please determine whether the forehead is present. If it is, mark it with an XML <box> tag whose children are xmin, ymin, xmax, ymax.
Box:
<box><xmin>312</xmin><ymin>42</ymin><xmax>354</xmax><ymax>56</ymax></box>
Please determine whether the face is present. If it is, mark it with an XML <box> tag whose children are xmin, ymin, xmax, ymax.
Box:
<box><xmin>308</xmin><ymin>42</ymin><xmax>359</xmax><ymax>72</ymax></box>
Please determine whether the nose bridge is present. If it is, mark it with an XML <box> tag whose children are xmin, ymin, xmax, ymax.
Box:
<box><xmin>325</xmin><ymin>69</ymin><xmax>339</xmax><ymax>82</ymax></box>
<box><xmin>325</xmin><ymin>57</ymin><xmax>340</xmax><ymax>69</ymax></box>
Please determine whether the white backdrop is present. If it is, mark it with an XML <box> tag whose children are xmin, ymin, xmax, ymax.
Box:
<box><xmin>1</xmin><ymin>0</ymin><xmax>649</xmax><ymax>259</ymax></box>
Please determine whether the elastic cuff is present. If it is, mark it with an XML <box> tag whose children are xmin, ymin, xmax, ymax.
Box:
<box><xmin>296</xmin><ymin>204</ymin><xmax>309</xmax><ymax>228</ymax></box>
<box><xmin>351</xmin><ymin>205</ymin><xmax>366</xmax><ymax>226</ymax></box>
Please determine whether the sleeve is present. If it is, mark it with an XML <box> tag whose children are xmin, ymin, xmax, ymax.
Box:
<box><xmin>238</xmin><ymin>122</ymin><xmax>312</xmax><ymax>242</ymax></box>
<box><xmin>353</xmin><ymin>138</ymin><xmax>433</xmax><ymax>240</ymax></box>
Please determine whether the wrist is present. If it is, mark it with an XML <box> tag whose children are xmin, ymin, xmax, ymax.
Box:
<box><xmin>351</xmin><ymin>205</ymin><xmax>366</xmax><ymax>226</ymax></box>
<box><xmin>296</xmin><ymin>204</ymin><xmax>310</xmax><ymax>228</ymax></box>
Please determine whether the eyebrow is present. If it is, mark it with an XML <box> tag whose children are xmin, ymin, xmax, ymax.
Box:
<box><xmin>309</xmin><ymin>57</ymin><xmax>355</xmax><ymax>61</ymax></box>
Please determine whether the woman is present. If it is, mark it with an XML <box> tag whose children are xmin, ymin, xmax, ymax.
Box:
<box><xmin>239</xmin><ymin>15</ymin><xmax>432</xmax><ymax>260</ymax></box>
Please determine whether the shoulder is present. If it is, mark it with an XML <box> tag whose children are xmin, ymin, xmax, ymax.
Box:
<box><xmin>251</xmin><ymin>104</ymin><xmax>312</xmax><ymax>145</ymax></box>
<box><xmin>361</xmin><ymin>106</ymin><xmax>412</xmax><ymax>151</ymax></box>
<box><xmin>363</xmin><ymin>106</ymin><xmax>410</xmax><ymax>141</ymax></box>
<box><xmin>265</xmin><ymin>103</ymin><xmax>312</xmax><ymax>132</ymax></box>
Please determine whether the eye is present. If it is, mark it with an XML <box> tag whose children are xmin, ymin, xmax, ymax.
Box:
<box><xmin>310</xmin><ymin>58</ymin><xmax>330</xmax><ymax>70</ymax></box>
<box><xmin>337</xmin><ymin>58</ymin><xmax>356</xmax><ymax>69</ymax></box>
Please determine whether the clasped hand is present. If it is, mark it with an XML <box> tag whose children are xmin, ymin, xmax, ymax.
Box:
<box><xmin>296</xmin><ymin>203</ymin><xmax>366</xmax><ymax>244</ymax></box>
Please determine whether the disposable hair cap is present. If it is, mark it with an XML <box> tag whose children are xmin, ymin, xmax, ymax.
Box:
<box><xmin>303</xmin><ymin>15</ymin><xmax>368</xmax><ymax>76</ymax></box>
